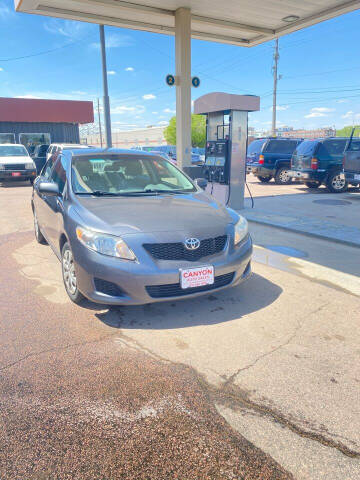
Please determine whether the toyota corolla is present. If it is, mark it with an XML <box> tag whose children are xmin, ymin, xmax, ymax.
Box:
<box><xmin>32</xmin><ymin>148</ymin><xmax>252</xmax><ymax>306</ymax></box>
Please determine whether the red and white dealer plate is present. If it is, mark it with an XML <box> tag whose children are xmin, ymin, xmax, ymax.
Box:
<box><xmin>180</xmin><ymin>265</ymin><xmax>214</xmax><ymax>289</ymax></box>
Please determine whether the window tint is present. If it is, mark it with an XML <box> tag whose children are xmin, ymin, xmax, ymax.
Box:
<box><xmin>247</xmin><ymin>139</ymin><xmax>266</xmax><ymax>155</ymax></box>
<box><xmin>318</xmin><ymin>139</ymin><xmax>347</xmax><ymax>157</ymax></box>
<box><xmin>348</xmin><ymin>139</ymin><xmax>360</xmax><ymax>152</ymax></box>
<box><xmin>295</xmin><ymin>140</ymin><xmax>318</xmax><ymax>156</ymax></box>
<box><xmin>50</xmin><ymin>156</ymin><xmax>67</xmax><ymax>193</ymax></box>
<box><xmin>264</xmin><ymin>140</ymin><xmax>299</xmax><ymax>154</ymax></box>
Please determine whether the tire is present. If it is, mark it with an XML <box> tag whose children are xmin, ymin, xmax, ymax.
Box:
<box><xmin>304</xmin><ymin>181</ymin><xmax>320</xmax><ymax>189</ymax></box>
<box><xmin>257</xmin><ymin>176</ymin><xmax>272</xmax><ymax>183</ymax></box>
<box><xmin>33</xmin><ymin>209</ymin><xmax>47</xmax><ymax>245</ymax></box>
<box><xmin>274</xmin><ymin>167</ymin><xmax>292</xmax><ymax>185</ymax></box>
<box><xmin>326</xmin><ymin>171</ymin><xmax>348</xmax><ymax>193</ymax></box>
<box><xmin>61</xmin><ymin>242</ymin><xmax>85</xmax><ymax>305</ymax></box>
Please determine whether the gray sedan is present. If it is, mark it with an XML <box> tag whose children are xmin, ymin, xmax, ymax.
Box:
<box><xmin>32</xmin><ymin>148</ymin><xmax>252</xmax><ymax>306</ymax></box>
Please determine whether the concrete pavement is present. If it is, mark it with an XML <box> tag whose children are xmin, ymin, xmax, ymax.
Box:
<box><xmin>1</xmin><ymin>183</ymin><xmax>360</xmax><ymax>479</ymax></box>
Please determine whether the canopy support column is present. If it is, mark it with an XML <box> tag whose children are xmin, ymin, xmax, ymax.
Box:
<box><xmin>175</xmin><ymin>7</ymin><xmax>192</xmax><ymax>169</ymax></box>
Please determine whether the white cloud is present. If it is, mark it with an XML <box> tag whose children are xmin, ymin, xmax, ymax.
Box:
<box><xmin>71</xmin><ymin>90</ymin><xmax>86</xmax><ymax>95</ymax></box>
<box><xmin>163</xmin><ymin>108</ymin><xmax>176</xmax><ymax>113</ymax></box>
<box><xmin>152</xmin><ymin>111</ymin><xmax>159</xmax><ymax>114</ymax></box>
<box><xmin>341</xmin><ymin>111</ymin><xmax>360</xmax><ymax>120</ymax></box>
<box><xmin>15</xmin><ymin>94</ymin><xmax>41</xmax><ymax>99</ymax></box>
<box><xmin>111</xmin><ymin>104</ymin><xmax>145</xmax><ymax>115</ymax></box>
<box><xmin>91</xmin><ymin>33</ymin><xmax>134</xmax><ymax>49</ymax></box>
<box><xmin>336</xmin><ymin>99</ymin><xmax>348</xmax><ymax>104</ymax></box>
<box><xmin>143</xmin><ymin>94</ymin><xmax>156</xmax><ymax>100</ymax></box>
<box><xmin>304</xmin><ymin>107</ymin><xmax>335</xmax><ymax>118</ymax></box>
<box><xmin>44</xmin><ymin>19</ymin><xmax>87</xmax><ymax>39</ymax></box>
<box><xmin>0</xmin><ymin>68</ymin><xmax>3</xmax><ymax>72</ymax></box>
<box><xmin>125</xmin><ymin>67</ymin><xmax>134</xmax><ymax>72</ymax></box>
<box><xmin>158</xmin><ymin>121</ymin><xmax>169</xmax><ymax>126</ymax></box>
<box><xmin>107</xmin><ymin>70</ymin><xmax>116</xmax><ymax>75</ymax></box>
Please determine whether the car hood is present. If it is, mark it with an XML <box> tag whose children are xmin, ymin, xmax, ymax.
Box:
<box><xmin>0</xmin><ymin>155</ymin><xmax>32</xmax><ymax>165</ymax></box>
<box><xmin>73</xmin><ymin>191</ymin><xmax>237</xmax><ymax>237</ymax></box>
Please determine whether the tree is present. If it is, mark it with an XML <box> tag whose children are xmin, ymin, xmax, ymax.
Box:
<box><xmin>164</xmin><ymin>114</ymin><xmax>206</xmax><ymax>147</ymax></box>
<box><xmin>336</xmin><ymin>125</ymin><xmax>360</xmax><ymax>137</ymax></box>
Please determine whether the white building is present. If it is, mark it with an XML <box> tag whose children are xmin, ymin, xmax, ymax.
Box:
<box><xmin>83</xmin><ymin>126</ymin><xmax>167</xmax><ymax>149</ymax></box>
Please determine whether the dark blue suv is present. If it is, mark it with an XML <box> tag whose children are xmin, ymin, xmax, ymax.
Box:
<box><xmin>247</xmin><ymin>138</ymin><xmax>303</xmax><ymax>185</ymax></box>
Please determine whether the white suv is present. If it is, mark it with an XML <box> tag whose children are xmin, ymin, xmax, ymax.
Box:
<box><xmin>0</xmin><ymin>144</ymin><xmax>36</xmax><ymax>185</ymax></box>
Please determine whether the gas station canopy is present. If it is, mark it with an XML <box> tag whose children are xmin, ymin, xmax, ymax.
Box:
<box><xmin>15</xmin><ymin>0</ymin><xmax>360</xmax><ymax>47</ymax></box>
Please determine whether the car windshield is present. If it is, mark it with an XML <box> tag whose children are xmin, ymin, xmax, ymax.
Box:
<box><xmin>294</xmin><ymin>140</ymin><xmax>318</xmax><ymax>156</ymax></box>
<box><xmin>0</xmin><ymin>145</ymin><xmax>28</xmax><ymax>157</ymax></box>
<box><xmin>71</xmin><ymin>155</ymin><xmax>196</xmax><ymax>195</ymax></box>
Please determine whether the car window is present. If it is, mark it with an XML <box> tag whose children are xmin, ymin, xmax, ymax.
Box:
<box><xmin>247</xmin><ymin>139</ymin><xmax>266</xmax><ymax>155</ymax></box>
<box><xmin>41</xmin><ymin>158</ymin><xmax>55</xmax><ymax>179</ymax></box>
<box><xmin>50</xmin><ymin>156</ymin><xmax>67</xmax><ymax>193</ymax></box>
<box><xmin>71</xmin><ymin>155</ymin><xmax>196</xmax><ymax>194</ymax></box>
<box><xmin>295</xmin><ymin>140</ymin><xmax>318</xmax><ymax>156</ymax></box>
<box><xmin>347</xmin><ymin>139</ymin><xmax>360</xmax><ymax>152</ymax></box>
<box><xmin>0</xmin><ymin>145</ymin><xmax>29</xmax><ymax>157</ymax></box>
<box><xmin>318</xmin><ymin>139</ymin><xmax>347</xmax><ymax>158</ymax></box>
<box><xmin>264</xmin><ymin>140</ymin><xmax>299</xmax><ymax>154</ymax></box>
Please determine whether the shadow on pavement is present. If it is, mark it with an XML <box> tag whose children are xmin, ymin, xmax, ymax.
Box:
<box><xmin>97</xmin><ymin>272</ymin><xmax>282</xmax><ymax>330</ymax></box>
<box><xmin>0</xmin><ymin>181</ymin><xmax>32</xmax><ymax>188</ymax></box>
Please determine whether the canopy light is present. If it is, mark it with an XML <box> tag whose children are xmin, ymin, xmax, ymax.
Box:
<box><xmin>282</xmin><ymin>15</ymin><xmax>300</xmax><ymax>23</ymax></box>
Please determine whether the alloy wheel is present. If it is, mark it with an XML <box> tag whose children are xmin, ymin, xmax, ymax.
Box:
<box><xmin>62</xmin><ymin>249</ymin><xmax>77</xmax><ymax>295</ymax></box>
<box><xmin>331</xmin><ymin>174</ymin><xmax>346</xmax><ymax>191</ymax></box>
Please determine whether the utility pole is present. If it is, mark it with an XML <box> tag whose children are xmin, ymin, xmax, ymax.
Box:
<box><xmin>97</xmin><ymin>98</ymin><xmax>103</xmax><ymax>148</ymax></box>
<box><xmin>99</xmin><ymin>25</ymin><xmax>112</xmax><ymax>148</ymax></box>
<box><xmin>271</xmin><ymin>38</ymin><xmax>279</xmax><ymax>137</ymax></box>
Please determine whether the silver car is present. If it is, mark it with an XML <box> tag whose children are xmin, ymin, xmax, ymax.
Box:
<box><xmin>32</xmin><ymin>148</ymin><xmax>252</xmax><ymax>306</ymax></box>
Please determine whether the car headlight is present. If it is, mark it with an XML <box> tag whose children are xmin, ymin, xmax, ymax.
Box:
<box><xmin>25</xmin><ymin>162</ymin><xmax>35</xmax><ymax>169</ymax></box>
<box><xmin>234</xmin><ymin>216</ymin><xmax>248</xmax><ymax>245</ymax></box>
<box><xmin>76</xmin><ymin>227</ymin><xmax>136</xmax><ymax>261</ymax></box>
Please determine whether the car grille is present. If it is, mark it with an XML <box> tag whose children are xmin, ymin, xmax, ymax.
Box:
<box><xmin>143</xmin><ymin>235</ymin><xmax>227</xmax><ymax>262</ymax></box>
<box><xmin>4</xmin><ymin>164</ymin><xmax>25</xmax><ymax>170</ymax></box>
<box><xmin>146</xmin><ymin>272</ymin><xmax>235</xmax><ymax>299</ymax></box>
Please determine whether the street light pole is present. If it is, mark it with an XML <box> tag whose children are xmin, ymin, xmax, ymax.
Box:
<box><xmin>99</xmin><ymin>24</ymin><xmax>112</xmax><ymax>148</ymax></box>
<box><xmin>97</xmin><ymin>98</ymin><xmax>103</xmax><ymax>148</ymax></box>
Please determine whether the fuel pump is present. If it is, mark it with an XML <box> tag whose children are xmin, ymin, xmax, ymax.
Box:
<box><xmin>195</xmin><ymin>93</ymin><xmax>260</xmax><ymax>209</ymax></box>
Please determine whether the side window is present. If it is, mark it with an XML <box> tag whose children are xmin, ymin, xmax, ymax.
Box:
<box><xmin>41</xmin><ymin>159</ymin><xmax>54</xmax><ymax>179</ymax></box>
<box><xmin>319</xmin><ymin>140</ymin><xmax>346</xmax><ymax>158</ymax></box>
<box><xmin>348</xmin><ymin>139</ymin><xmax>360</xmax><ymax>152</ymax></box>
<box><xmin>50</xmin><ymin>156</ymin><xmax>67</xmax><ymax>194</ymax></box>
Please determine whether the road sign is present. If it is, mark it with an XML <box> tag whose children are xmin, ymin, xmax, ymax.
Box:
<box><xmin>166</xmin><ymin>74</ymin><xmax>175</xmax><ymax>86</ymax></box>
<box><xmin>192</xmin><ymin>76</ymin><xmax>200</xmax><ymax>88</ymax></box>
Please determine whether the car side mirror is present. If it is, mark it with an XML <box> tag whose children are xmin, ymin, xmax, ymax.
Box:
<box><xmin>38</xmin><ymin>182</ymin><xmax>60</xmax><ymax>197</ymax></box>
<box><xmin>195</xmin><ymin>178</ymin><xmax>208</xmax><ymax>190</ymax></box>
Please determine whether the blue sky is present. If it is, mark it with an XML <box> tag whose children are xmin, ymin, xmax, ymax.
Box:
<box><xmin>0</xmin><ymin>0</ymin><xmax>360</xmax><ymax>131</ymax></box>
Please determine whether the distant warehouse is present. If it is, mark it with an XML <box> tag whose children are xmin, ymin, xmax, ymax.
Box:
<box><xmin>0</xmin><ymin>97</ymin><xmax>94</xmax><ymax>149</ymax></box>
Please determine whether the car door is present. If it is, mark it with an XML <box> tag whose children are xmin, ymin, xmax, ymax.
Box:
<box><xmin>33</xmin><ymin>157</ymin><xmax>56</xmax><ymax>237</ymax></box>
<box><xmin>40</xmin><ymin>155</ymin><xmax>67</xmax><ymax>253</ymax></box>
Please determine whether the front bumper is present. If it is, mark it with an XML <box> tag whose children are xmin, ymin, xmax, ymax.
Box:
<box><xmin>0</xmin><ymin>169</ymin><xmax>36</xmax><ymax>181</ymax></box>
<box><xmin>72</xmin><ymin>234</ymin><xmax>253</xmax><ymax>305</ymax></box>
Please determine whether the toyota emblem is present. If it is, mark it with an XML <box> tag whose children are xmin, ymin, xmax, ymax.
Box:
<box><xmin>184</xmin><ymin>238</ymin><xmax>201</xmax><ymax>250</ymax></box>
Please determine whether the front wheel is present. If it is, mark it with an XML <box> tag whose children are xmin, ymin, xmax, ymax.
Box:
<box><xmin>61</xmin><ymin>242</ymin><xmax>85</xmax><ymax>305</ymax></box>
<box><xmin>274</xmin><ymin>167</ymin><xmax>292</xmax><ymax>185</ymax></box>
<box><xmin>257</xmin><ymin>176</ymin><xmax>272</xmax><ymax>183</ymax></box>
<box><xmin>304</xmin><ymin>181</ymin><xmax>320</xmax><ymax>189</ymax></box>
<box><xmin>326</xmin><ymin>172</ymin><xmax>348</xmax><ymax>193</ymax></box>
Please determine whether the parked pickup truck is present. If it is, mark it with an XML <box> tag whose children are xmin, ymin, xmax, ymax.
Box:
<box><xmin>343</xmin><ymin>128</ymin><xmax>360</xmax><ymax>187</ymax></box>
<box><xmin>289</xmin><ymin>137</ymin><xmax>349</xmax><ymax>193</ymax></box>
<box><xmin>248</xmin><ymin>137</ymin><xmax>303</xmax><ymax>184</ymax></box>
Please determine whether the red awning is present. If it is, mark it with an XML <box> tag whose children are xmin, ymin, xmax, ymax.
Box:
<box><xmin>0</xmin><ymin>97</ymin><xmax>94</xmax><ymax>124</ymax></box>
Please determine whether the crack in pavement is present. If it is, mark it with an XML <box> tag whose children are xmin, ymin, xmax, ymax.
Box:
<box><xmin>224</xmin><ymin>302</ymin><xmax>330</xmax><ymax>386</ymax></box>
<box><xmin>0</xmin><ymin>333</ymin><xmax>118</xmax><ymax>372</ymax></box>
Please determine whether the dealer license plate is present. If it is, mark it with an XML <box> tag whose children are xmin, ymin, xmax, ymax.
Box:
<box><xmin>354</xmin><ymin>174</ymin><xmax>360</xmax><ymax>181</ymax></box>
<box><xmin>180</xmin><ymin>266</ymin><xmax>214</xmax><ymax>289</ymax></box>
<box><xmin>12</xmin><ymin>172</ymin><xmax>21</xmax><ymax>177</ymax></box>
